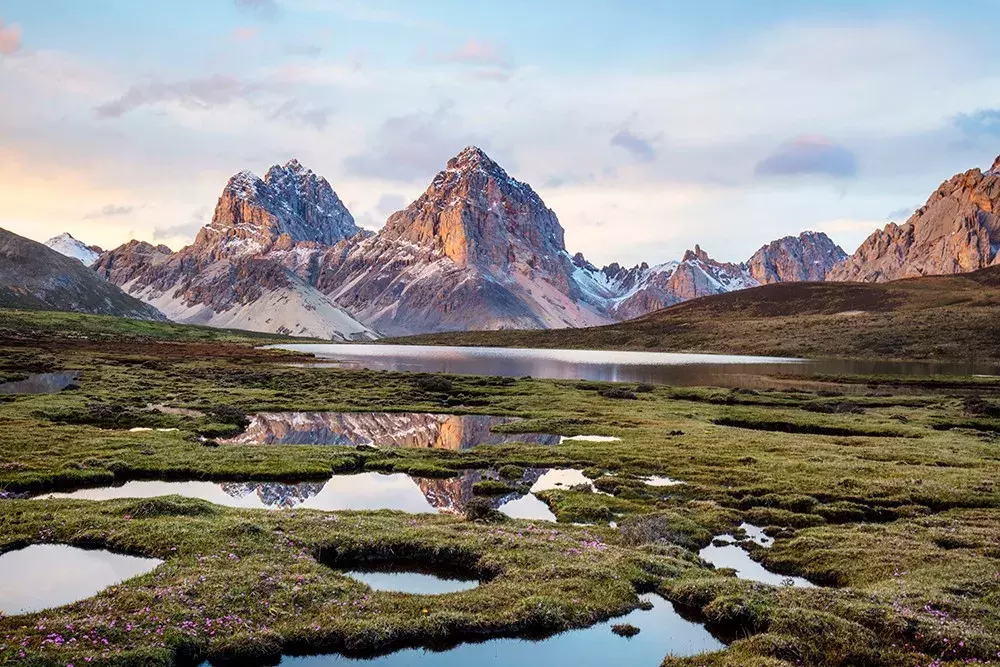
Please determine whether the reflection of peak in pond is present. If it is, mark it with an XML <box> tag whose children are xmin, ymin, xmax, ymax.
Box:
<box><xmin>223</xmin><ymin>412</ymin><xmax>561</xmax><ymax>449</ymax></box>
<box><xmin>219</xmin><ymin>481</ymin><xmax>327</xmax><ymax>509</ymax></box>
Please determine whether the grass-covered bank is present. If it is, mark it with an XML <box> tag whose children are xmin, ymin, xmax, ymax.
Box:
<box><xmin>390</xmin><ymin>269</ymin><xmax>1000</xmax><ymax>363</ymax></box>
<box><xmin>1</xmin><ymin>309</ymin><xmax>1000</xmax><ymax>666</ymax></box>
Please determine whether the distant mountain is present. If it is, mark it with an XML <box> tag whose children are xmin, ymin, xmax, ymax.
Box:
<box><xmin>95</xmin><ymin>161</ymin><xmax>375</xmax><ymax>341</ymax></box>
<box><xmin>829</xmin><ymin>154</ymin><xmax>1000</xmax><ymax>282</ymax></box>
<box><xmin>83</xmin><ymin>149</ymin><xmax>869</xmax><ymax>338</ymax></box>
<box><xmin>312</xmin><ymin>146</ymin><xmax>613</xmax><ymax>335</ymax></box>
<box><xmin>572</xmin><ymin>245</ymin><xmax>761</xmax><ymax>321</ymax></box>
<box><xmin>0</xmin><ymin>227</ymin><xmax>165</xmax><ymax>320</ymax></box>
<box><xmin>44</xmin><ymin>232</ymin><xmax>102</xmax><ymax>265</ymax></box>
<box><xmin>745</xmin><ymin>231</ymin><xmax>847</xmax><ymax>284</ymax></box>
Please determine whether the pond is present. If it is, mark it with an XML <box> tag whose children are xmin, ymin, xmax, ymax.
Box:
<box><xmin>699</xmin><ymin>524</ymin><xmax>814</xmax><ymax>588</ymax></box>
<box><xmin>343</xmin><ymin>566</ymin><xmax>481</xmax><ymax>595</ymax></box>
<box><xmin>214</xmin><ymin>593</ymin><xmax>723</xmax><ymax>666</ymax></box>
<box><xmin>267</xmin><ymin>343</ymin><xmax>999</xmax><ymax>387</ymax></box>
<box><xmin>0</xmin><ymin>371</ymin><xmax>79</xmax><ymax>395</ymax></box>
<box><xmin>0</xmin><ymin>544</ymin><xmax>162</xmax><ymax>615</ymax></box>
<box><xmin>222</xmin><ymin>412</ymin><xmax>561</xmax><ymax>448</ymax></box>
<box><xmin>34</xmin><ymin>468</ymin><xmax>593</xmax><ymax>522</ymax></box>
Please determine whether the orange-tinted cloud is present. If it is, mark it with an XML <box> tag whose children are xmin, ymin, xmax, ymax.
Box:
<box><xmin>0</xmin><ymin>19</ymin><xmax>22</xmax><ymax>55</ymax></box>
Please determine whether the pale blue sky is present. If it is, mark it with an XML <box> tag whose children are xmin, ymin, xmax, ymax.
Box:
<box><xmin>1</xmin><ymin>0</ymin><xmax>999</xmax><ymax>265</ymax></box>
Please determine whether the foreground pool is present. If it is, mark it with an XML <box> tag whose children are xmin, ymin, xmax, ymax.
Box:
<box><xmin>0</xmin><ymin>544</ymin><xmax>162</xmax><ymax>615</ymax></box>
<box><xmin>198</xmin><ymin>593</ymin><xmax>723</xmax><ymax>666</ymax></box>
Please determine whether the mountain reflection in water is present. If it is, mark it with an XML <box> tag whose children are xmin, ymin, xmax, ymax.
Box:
<box><xmin>222</xmin><ymin>412</ymin><xmax>560</xmax><ymax>449</ymax></box>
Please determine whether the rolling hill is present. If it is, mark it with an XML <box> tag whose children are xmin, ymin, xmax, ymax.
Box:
<box><xmin>394</xmin><ymin>267</ymin><xmax>1000</xmax><ymax>362</ymax></box>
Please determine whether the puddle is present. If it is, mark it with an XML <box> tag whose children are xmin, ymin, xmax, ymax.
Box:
<box><xmin>0</xmin><ymin>371</ymin><xmax>79</xmax><ymax>395</ymax></box>
<box><xmin>0</xmin><ymin>544</ymin><xmax>162</xmax><ymax>615</ymax></box>
<box><xmin>738</xmin><ymin>522</ymin><xmax>774</xmax><ymax>547</ymax></box>
<box><xmin>222</xmin><ymin>412</ymin><xmax>561</xmax><ymax>449</ymax></box>
<box><xmin>497</xmin><ymin>493</ymin><xmax>558</xmax><ymax>522</ymax></box>
<box><xmin>343</xmin><ymin>567</ymin><xmax>480</xmax><ymax>595</ymax></box>
<box><xmin>559</xmin><ymin>435</ymin><xmax>621</xmax><ymax>443</ymax></box>
<box><xmin>529</xmin><ymin>469</ymin><xmax>596</xmax><ymax>493</ymax></box>
<box><xmin>217</xmin><ymin>592</ymin><xmax>723</xmax><ymax>666</ymax></box>
<box><xmin>128</xmin><ymin>427</ymin><xmax>179</xmax><ymax>432</ymax></box>
<box><xmin>699</xmin><ymin>524</ymin><xmax>813</xmax><ymax>588</ymax></box>
<box><xmin>643</xmin><ymin>475</ymin><xmax>685</xmax><ymax>487</ymax></box>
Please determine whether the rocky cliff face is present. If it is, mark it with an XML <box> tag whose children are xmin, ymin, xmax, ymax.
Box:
<box><xmin>312</xmin><ymin>147</ymin><xmax>612</xmax><ymax>335</ymax></box>
<box><xmin>0</xmin><ymin>227</ymin><xmax>165</xmax><ymax>320</ymax></box>
<box><xmin>95</xmin><ymin>161</ymin><xmax>375</xmax><ymax>340</ymax></box>
<box><xmin>829</xmin><ymin>155</ymin><xmax>1000</xmax><ymax>282</ymax></box>
<box><xmin>745</xmin><ymin>231</ymin><xmax>847</xmax><ymax>284</ymax></box>
<box><xmin>197</xmin><ymin>160</ymin><xmax>360</xmax><ymax>255</ymax></box>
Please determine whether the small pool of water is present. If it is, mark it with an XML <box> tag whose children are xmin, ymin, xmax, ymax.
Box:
<box><xmin>496</xmin><ymin>493</ymin><xmax>558</xmax><ymax>522</ymax></box>
<box><xmin>220</xmin><ymin>592</ymin><xmax>722</xmax><ymax>666</ymax></box>
<box><xmin>0</xmin><ymin>544</ymin><xmax>162</xmax><ymax>615</ymax></box>
<box><xmin>343</xmin><ymin>568</ymin><xmax>480</xmax><ymax>595</ymax></box>
<box><xmin>0</xmin><ymin>371</ymin><xmax>79</xmax><ymax>395</ymax></box>
<box><xmin>529</xmin><ymin>469</ymin><xmax>595</xmax><ymax>493</ymax></box>
<box><xmin>222</xmin><ymin>412</ymin><xmax>560</xmax><ymax>449</ymax></box>
<box><xmin>699</xmin><ymin>524</ymin><xmax>813</xmax><ymax>588</ymax></box>
<box><xmin>643</xmin><ymin>475</ymin><xmax>684</xmax><ymax>487</ymax></box>
<box><xmin>559</xmin><ymin>435</ymin><xmax>621</xmax><ymax>443</ymax></box>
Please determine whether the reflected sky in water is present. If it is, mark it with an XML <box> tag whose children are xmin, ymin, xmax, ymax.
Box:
<box><xmin>270</xmin><ymin>343</ymin><xmax>1000</xmax><ymax>387</ymax></box>
<box><xmin>0</xmin><ymin>544</ymin><xmax>161</xmax><ymax>615</ymax></box>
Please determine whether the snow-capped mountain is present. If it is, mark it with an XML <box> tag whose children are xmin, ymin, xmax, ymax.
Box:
<box><xmin>43</xmin><ymin>233</ymin><xmax>102</xmax><ymax>265</ymax></box>
<box><xmin>94</xmin><ymin>161</ymin><xmax>376</xmax><ymax>341</ymax></box>
<box><xmin>1</xmin><ymin>228</ymin><xmax>164</xmax><ymax>320</ymax></box>
<box><xmin>88</xmin><ymin>149</ymin><xmax>853</xmax><ymax>338</ymax></box>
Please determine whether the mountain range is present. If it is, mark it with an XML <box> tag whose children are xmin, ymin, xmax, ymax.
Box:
<box><xmin>0</xmin><ymin>228</ymin><xmax>164</xmax><ymax>320</ymax></box>
<box><xmin>30</xmin><ymin>148</ymin><xmax>1000</xmax><ymax>338</ymax></box>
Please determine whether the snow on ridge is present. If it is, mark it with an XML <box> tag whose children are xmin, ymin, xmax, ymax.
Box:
<box><xmin>44</xmin><ymin>233</ymin><xmax>101</xmax><ymax>265</ymax></box>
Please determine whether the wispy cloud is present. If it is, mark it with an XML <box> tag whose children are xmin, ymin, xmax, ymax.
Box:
<box><xmin>153</xmin><ymin>206</ymin><xmax>209</xmax><ymax>242</ymax></box>
<box><xmin>610</xmin><ymin>128</ymin><xmax>656</xmax><ymax>162</ymax></box>
<box><xmin>0</xmin><ymin>19</ymin><xmax>22</xmax><ymax>55</ymax></box>
<box><xmin>234</xmin><ymin>0</ymin><xmax>278</xmax><ymax>20</ymax></box>
<box><xmin>437</xmin><ymin>39</ymin><xmax>511</xmax><ymax>68</ymax></box>
<box><xmin>83</xmin><ymin>204</ymin><xmax>133</xmax><ymax>219</ymax></box>
<box><xmin>755</xmin><ymin>136</ymin><xmax>858</xmax><ymax>179</ymax></box>
<box><xmin>95</xmin><ymin>75</ymin><xmax>258</xmax><ymax>118</ymax></box>
<box><xmin>953</xmin><ymin>109</ymin><xmax>1000</xmax><ymax>138</ymax></box>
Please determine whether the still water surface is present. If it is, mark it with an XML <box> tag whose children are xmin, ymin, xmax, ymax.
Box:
<box><xmin>270</xmin><ymin>344</ymin><xmax>998</xmax><ymax>386</ymax></box>
<box><xmin>0</xmin><ymin>544</ymin><xmax>161</xmax><ymax>614</ymax></box>
<box><xmin>240</xmin><ymin>593</ymin><xmax>722</xmax><ymax>666</ymax></box>
<box><xmin>34</xmin><ymin>469</ymin><xmax>579</xmax><ymax>521</ymax></box>
<box><xmin>0</xmin><ymin>371</ymin><xmax>79</xmax><ymax>395</ymax></box>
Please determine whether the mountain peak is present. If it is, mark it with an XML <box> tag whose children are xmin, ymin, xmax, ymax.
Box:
<box><xmin>682</xmin><ymin>245</ymin><xmax>711</xmax><ymax>264</ymax></box>
<box><xmin>989</xmin><ymin>154</ymin><xmax>1000</xmax><ymax>176</ymax></box>
<box><xmin>446</xmin><ymin>145</ymin><xmax>506</xmax><ymax>175</ymax></box>
<box><xmin>44</xmin><ymin>232</ymin><xmax>102</xmax><ymax>265</ymax></box>
<box><xmin>204</xmin><ymin>162</ymin><xmax>358</xmax><ymax>251</ymax></box>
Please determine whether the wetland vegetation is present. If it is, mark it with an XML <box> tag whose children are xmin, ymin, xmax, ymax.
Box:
<box><xmin>1</xmin><ymin>308</ymin><xmax>999</xmax><ymax>666</ymax></box>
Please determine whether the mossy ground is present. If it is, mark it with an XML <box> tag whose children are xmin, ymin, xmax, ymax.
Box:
<box><xmin>1</xmin><ymin>309</ymin><xmax>999</xmax><ymax>666</ymax></box>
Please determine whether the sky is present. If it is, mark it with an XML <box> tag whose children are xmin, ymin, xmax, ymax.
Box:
<box><xmin>1</xmin><ymin>0</ymin><xmax>1000</xmax><ymax>266</ymax></box>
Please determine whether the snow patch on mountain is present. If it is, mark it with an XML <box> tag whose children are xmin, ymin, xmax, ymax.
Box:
<box><xmin>44</xmin><ymin>233</ymin><xmax>101</xmax><ymax>265</ymax></box>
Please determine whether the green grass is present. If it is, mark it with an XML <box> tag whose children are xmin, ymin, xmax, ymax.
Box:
<box><xmin>1</xmin><ymin>320</ymin><xmax>1000</xmax><ymax>666</ymax></box>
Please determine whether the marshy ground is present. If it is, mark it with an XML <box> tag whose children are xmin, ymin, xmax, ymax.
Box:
<box><xmin>1</xmin><ymin>310</ymin><xmax>999</xmax><ymax>666</ymax></box>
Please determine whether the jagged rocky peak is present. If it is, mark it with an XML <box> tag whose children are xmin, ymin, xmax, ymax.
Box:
<box><xmin>199</xmin><ymin>159</ymin><xmax>359</xmax><ymax>254</ymax></box>
<box><xmin>383</xmin><ymin>146</ymin><xmax>567</xmax><ymax>269</ymax></box>
<box><xmin>829</xmin><ymin>154</ymin><xmax>1000</xmax><ymax>282</ymax></box>
<box><xmin>745</xmin><ymin>231</ymin><xmax>847</xmax><ymax>284</ymax></box>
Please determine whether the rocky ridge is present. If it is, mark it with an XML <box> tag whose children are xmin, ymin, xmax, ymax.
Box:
<box><xmin>829</xmin><ymin>155</ymin><xmax>1000</xmax><ymax>282</ymax></box>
